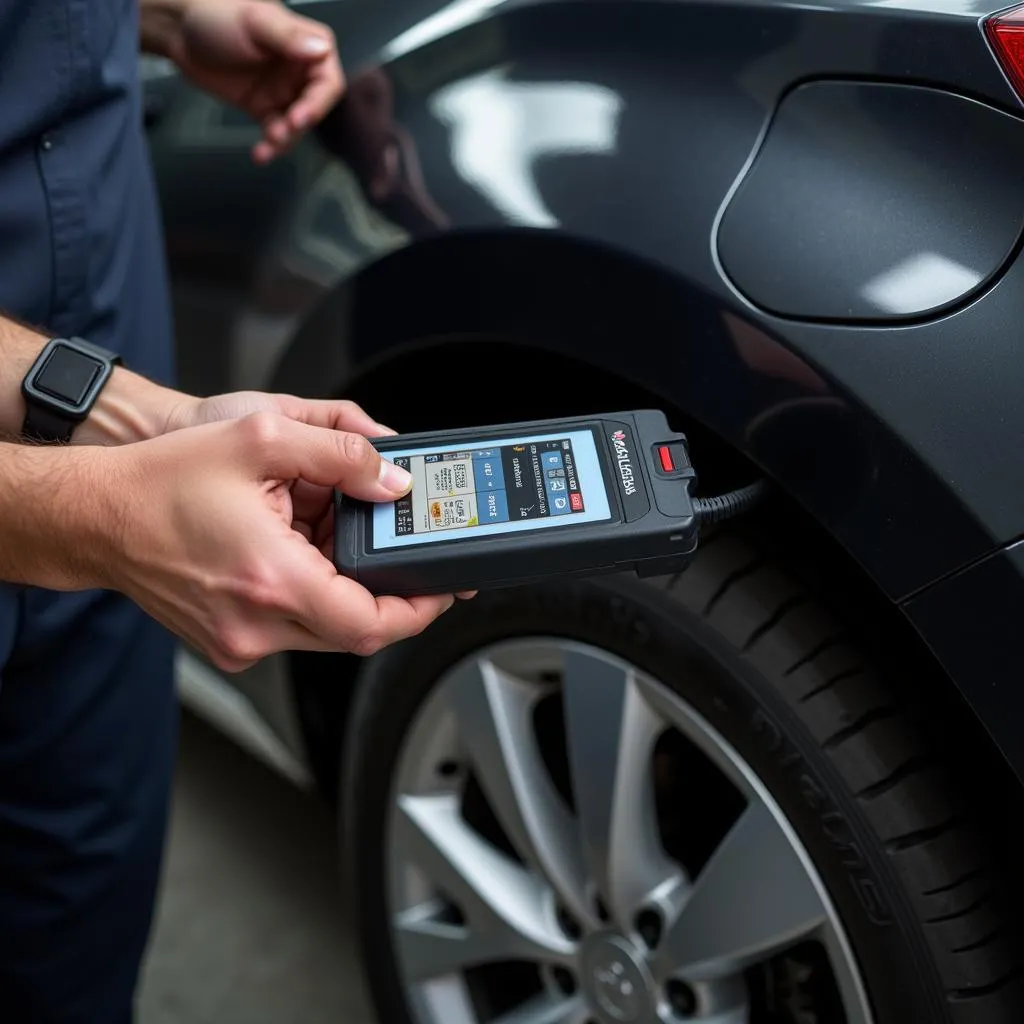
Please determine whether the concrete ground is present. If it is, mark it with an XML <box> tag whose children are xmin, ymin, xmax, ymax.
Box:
<box><xmin>138</xmin><ymin>710</ymin><xmax>375</xmax><ymax>1024</ymax></box>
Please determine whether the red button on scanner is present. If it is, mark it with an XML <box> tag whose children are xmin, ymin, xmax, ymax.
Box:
<box><xmin>658</xmin><ymin>445</ymin><xmax>674</xmax><ymax>472</ymax></box>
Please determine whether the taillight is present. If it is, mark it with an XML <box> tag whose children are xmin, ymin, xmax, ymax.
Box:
<box><xmin>986</xmin><ymin>7</ymin><xmax>1024</xmax><ymax>100</ymax></box>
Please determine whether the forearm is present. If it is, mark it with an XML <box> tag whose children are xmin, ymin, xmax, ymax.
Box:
<box><xmin>0</xmin><ymin>441</ymin><xmax>117</xmax><ymax>589</ymax></box>
<box><xmin>0</xmin><ymin>313</ymin><xmax>181</xmax><ymax>445</ymax></box>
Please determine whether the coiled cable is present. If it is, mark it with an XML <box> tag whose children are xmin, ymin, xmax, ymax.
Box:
<box><xmin>692</xmin><ymin>480</ymin><xmax>768</xmax><ymax>524</ymax></box>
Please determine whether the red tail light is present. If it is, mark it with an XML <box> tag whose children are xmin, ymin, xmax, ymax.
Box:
<box><xmin>986</xmin><ymin>7</ymin><xmax>1024</xmax><ymax>100</ymax></box>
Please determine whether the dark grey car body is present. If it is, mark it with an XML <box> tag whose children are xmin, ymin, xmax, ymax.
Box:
<box><xmin>143</xmin><ymin>0</ymin><xmax>1024</xmax><ymax>796</ymax></box>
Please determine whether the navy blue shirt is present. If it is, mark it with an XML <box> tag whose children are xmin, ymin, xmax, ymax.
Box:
<box><xmin>0</xmin><ymin>0</ymin><xmax>174</xmax><ymax>382</ymax></box>
<box><xmin>0</xmin><ymin>12</ymin><xmax>179</xmax><ymax>1011</ymax></box>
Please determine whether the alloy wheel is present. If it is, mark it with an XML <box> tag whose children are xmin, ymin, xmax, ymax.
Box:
<box><xmin>386</xmin><ymin>638</ymin><xmax>873</xmax><ymax>1024</ymax></box>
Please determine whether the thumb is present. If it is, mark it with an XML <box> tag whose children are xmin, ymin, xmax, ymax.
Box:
<box><xmin>243</xmin><ymin>3</ymin><xmax>333</xmax><ymax>60</ymax></box>
<box><xmin>246</xmin><ymin>413</ymin><xmax>412</xmax><ymax>501</ymax></box>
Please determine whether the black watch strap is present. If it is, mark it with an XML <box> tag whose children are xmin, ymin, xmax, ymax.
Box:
<box><xmin>21</xmin><ymin>337</ymin><xmax>122</xmax><ymax>444</ymax></box>
<box><xmin>23</xmin><ymin>401</ymin><xmax>85</xmax><ymax>444</ymax></box>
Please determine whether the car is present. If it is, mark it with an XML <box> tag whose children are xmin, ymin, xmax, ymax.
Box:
<box><xmin>142</xmin><ymin>2</ymin><xmax>1024</xmax><ymax>1021</ymax></box>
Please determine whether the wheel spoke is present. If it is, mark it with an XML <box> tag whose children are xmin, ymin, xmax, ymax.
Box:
<box><xmin>395</xmin><ymin>907</ymin><xmax>530</xmax><ymax>982</ymax></box>
<box><xmin>561</xmin><ymin>649</ymin><xmax>683</xmax><ymax>927</ymax></box>
<box><xmin>493</xmin><ymin>994</ymin><xmax>589</xmax><ymax>1024</ymax></box>
<box><xmin>656</xmin><ymin>800</ymin><xmax>828</xmax><ymax>980</ymax></box>
<box><xmin>394</xmin><ymin>794</ymin><xmax>573</xmax><ymax>982</ymax></box>
<box><xmin>446</xmin><ymin>657</ymin><xmax>588</xmax><ymax>918</ymax></box>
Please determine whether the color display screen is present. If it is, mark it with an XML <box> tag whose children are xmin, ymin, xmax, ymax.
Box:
<box><xmin>371</xmin><ymin>429</ymin><xmax>611</xmax><ymax>550</ymax></box>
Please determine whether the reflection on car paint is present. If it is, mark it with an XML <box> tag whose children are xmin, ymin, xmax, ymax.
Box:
<box><xmin>429</xmin><ymin>66</ymin><xmax>622</xmax><ymax>228</ymax></box>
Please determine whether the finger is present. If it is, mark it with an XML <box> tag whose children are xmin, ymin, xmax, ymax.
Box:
<box><xmin>273</xmin><ymin>395</ymin><xmax>396</xmax><ymax>437</ymax></box>
<box><xmin>256</xmin><ymin>63</ymin><xmax>314</xmax><ymax>159</ymax></box>
<box><xmin>245</xmin><ymin>62</ymin><xmax>304</xmax><ymax>128</ymax></box>
<box><xmin>253</xmin><ymin>122</ymin><xmax>293</xmax><ymax>163</ymax></box>
<box><xmin>293</xmin><ymin>572</ymin><xmax>456</xmax><ymax>654</ymax></box>
<box><xmin>266</xmin><ymin>538</ymin><xmax>455</xmax><ymax>653</ymax></box>
<box><xmin>242</xmin><ymin>3</ymin><xmax>336</xmax><ymax>63</ymax></box>
<box><xmin>354</xmin><ymin>592</ymin><xmax>458</xmax><ymax>653</ymax></box>
<box><xmin>263</xmin><ymin>114</ymin><xmax>291</xmax><ymax>148</ymax></box>
<box><xmin>314</xmin><ymin>508</ymin><xmax>335</xmax><ymax>554</ymax></box>
<box><xmin>210</xmin><ymin>522</ymin><xmax>454</xmax><ymax>659</ymax></box>
<box><xmin>251</xmin><ymin>592</ymin><xmax>455</xmax><ymax>657</ymax></box>
<box><xmin>290</xmin><ymin>479</ymin><xmax>333</xmax><ymax>528</ymax></box>
<box><xmin>245</xmin><ymin>412</ymin><xmax>411</xmax><ymax>500</ymax></box>
<box><xmin>252</xmin><ymin>135</ymin><xmax>300</xmax><ymax>164</ymax></box>
<box><xmin>286</xmin><ymin>57</ymin><xmax>345</xmax><ymax>132</ymax></box>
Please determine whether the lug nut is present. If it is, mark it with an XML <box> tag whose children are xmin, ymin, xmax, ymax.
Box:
<box><xmin>556</xmin><ymin>904</ymin><xmax>581</xmax><ymax>940</ymax></box>
<box><xmin>436</xmin><ymin>760</ymin><xmax>460</xmax><ymax>778</ymax></box>
<box><xmin>635</xmin><ymin>907</ymin><xmax>663</xmax><ymax>949</ymax></box>
<box><xmin>665</xmin><ymin>978</ymin><xmax>698</xmax><ymax>1018</ymax></box>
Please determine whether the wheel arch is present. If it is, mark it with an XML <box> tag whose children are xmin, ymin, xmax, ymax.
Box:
<box><xmin>272</xmin><ymin>230</ymin><xmax>1021</xmax><ymax>823</ymax></box>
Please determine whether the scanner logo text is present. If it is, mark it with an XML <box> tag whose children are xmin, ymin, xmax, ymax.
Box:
<box><xmin>610</xmin><ymin>430</ymin><xmax>637</xmax><ymax>496</ymax></box>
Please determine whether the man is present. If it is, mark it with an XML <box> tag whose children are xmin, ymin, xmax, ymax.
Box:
<box><xmin>0</xmin><ymin>1</ymin><xmax>456</xmax><ymax>1019</ymax></box>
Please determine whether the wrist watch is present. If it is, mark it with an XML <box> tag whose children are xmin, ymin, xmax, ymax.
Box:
<box><xmin>21</xmin><ymin>336</ymin><xmax>122</xmax><ymax>443</ymax></box>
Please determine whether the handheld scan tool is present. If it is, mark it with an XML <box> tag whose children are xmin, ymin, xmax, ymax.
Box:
<box><xmin>334</xmin><ymin>410</ymin><xmax>762</xmax><ymax>596</ymax></box>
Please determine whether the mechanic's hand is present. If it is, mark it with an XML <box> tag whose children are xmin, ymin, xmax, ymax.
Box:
<box><xmin>165</xmin><ymin>391</ymin><xmax>479</xmax><ymax>602</ymax></box>
<box><xmin>166</xmin><ymin>0</ymin><xmax>344</xmax><ymax>163</ymax></box>
<box><xmin>165</xmin><ymin>392</ymin><xmax>391</xmax><ymax>551</ymax></box>
<box><xmin>106</xmin><ymin>411</ymin><xmax>454</xmax><ymax>672</ymax></box>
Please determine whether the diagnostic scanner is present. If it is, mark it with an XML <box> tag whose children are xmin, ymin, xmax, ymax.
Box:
<box><xmin>334</xmin><ymin>410</ymin><xmax>759</xmax><ymax>597</ymax></box>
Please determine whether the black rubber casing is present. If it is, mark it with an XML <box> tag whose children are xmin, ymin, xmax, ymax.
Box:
<box><xmin>334</xmin><ymin>410</ymin><xmax>699</xmax><ymax>596</ymax></box>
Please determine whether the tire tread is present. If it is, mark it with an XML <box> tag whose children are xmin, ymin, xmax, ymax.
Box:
<box><xmin>855</xmin><ymin>756</ymin><xmax>932</xmax><ymax>800</ymax></box>
<box><xmin>665</xmin><ymin>530</ymin><xmax>1024</xmax><ymax>1020</ymax></box>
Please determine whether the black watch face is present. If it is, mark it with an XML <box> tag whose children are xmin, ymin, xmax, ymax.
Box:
<box><xmin>36</xmin><ymin>345</ymin><xmax>103</xmax><ymax>407</ymax></box>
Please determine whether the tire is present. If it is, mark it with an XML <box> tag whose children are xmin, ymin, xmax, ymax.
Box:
<box><xmin>341</xmin><ymin>531</ymin><xmax>1024</xmax><ymax>1024</ymax></box>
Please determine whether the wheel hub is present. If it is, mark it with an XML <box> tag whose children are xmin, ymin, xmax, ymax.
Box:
<box><xmin>579</xmin><ymin>931</ymin><xmax>655</xmax><ymax>1023</ymax></box>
